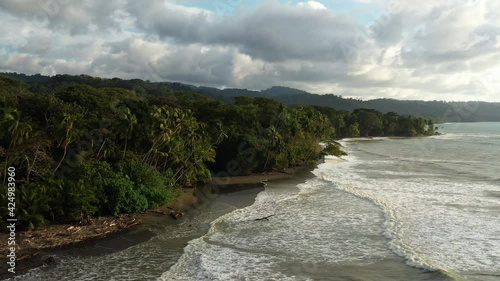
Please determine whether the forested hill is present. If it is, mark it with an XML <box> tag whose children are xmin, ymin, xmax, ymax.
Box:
<box><xmin>169</xmin><ymin>85</ymin><xmax>500</xmax><ymax>123</ymax></box>
<box><xmin>1</xmin><ymin>73</ymin><xmax>436</xmax><ymax>230</ymax></box>
<box><xmin>4</xmin><ymin>72</ymin><xmax>500</xmax><ymax>122</ymax></box>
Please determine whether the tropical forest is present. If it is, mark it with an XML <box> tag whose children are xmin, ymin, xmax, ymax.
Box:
<box><xmin>0</xmin><ymin>73</ymin><xmax>437</xmax><ymax>230</ymax></box>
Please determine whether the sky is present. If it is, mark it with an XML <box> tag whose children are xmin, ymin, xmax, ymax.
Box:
<box><xmin>1</xmin><ymin>0</ymin><xmax>500</xmax><ymax>102</ymax></box>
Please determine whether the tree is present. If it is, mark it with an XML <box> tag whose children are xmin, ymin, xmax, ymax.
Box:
<box><xmin>1</xmin><ymin>108</ymin><xmax>32</xmax><ymax>149</ymax></box>
<box><xmin>118</xmin><ymin>107</ymin><xmax>138</xmax><ymax>161</ymax></box>
<box><xmin>53</xmin><ymin>112</ymin><xmax>79</xmax><ymax>172</ymax></box>
<box><xmin>354</xmin><ymin>109</ymin><xmax>383</xmax><ymax>136</ymax></box>
<box><xmin>0</xmin><ymin>73</ymin><xmax>440</xmax><ymax>231</ymax></box>
<box><xmin>346</xmin><ymin>123</ymin><xmax>361</xmax><ymax>137</ymax></box>
<box><xmin>383</xmin><ymin>112</ymin><xmax>399</xmax><ymax>136</ymax></box>
<box><xmin>0</xmin><ymin>108</ymin><xmax>32</xmax><ymax>185</ymax></box>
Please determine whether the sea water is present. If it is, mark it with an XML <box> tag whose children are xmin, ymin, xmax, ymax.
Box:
<box><xmin>10</xmin><ymin>123</ymin><xmax>500</xmax><ymax>281</ymax></box>
<box><xmin>161</xmin><ymin>122</ymin><xmax>500</xmax><ymax>281</ymax></box>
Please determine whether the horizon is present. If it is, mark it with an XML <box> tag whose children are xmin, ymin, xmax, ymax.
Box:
<box><xmin>1</xmin><ymin>0</ymin><xmax>500</xmax><ymax>102</ymax></box>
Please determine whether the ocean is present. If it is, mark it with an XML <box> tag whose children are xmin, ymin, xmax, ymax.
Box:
<box><xmin>10</xmin><ymin>122</ymin><xmax>500</xmax><ymax>281</ymax></box>
<box><xmin>160</xmin><ymin>122</ymin><xmax>500</xmax><ymax>281</ymax></box>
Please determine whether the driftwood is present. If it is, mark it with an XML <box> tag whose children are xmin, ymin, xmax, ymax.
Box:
<box><xmin>150</xmin><ymin>207</ymin><xmax>185</xmax><ymax>219</ymax></box>
<box><xmin>0</xmin><ymin>202</ymin><xmax>191</xmax><ymax>276</ymax></box>
<box><xmin>170</xmin><ymin>211</ymin><xmax>185</xmax><ymax>220</ymax></box>
<box><xmin>254</xmin><ymin>214</ymin><xmax>275</xmax><ymax>221</ymax></box>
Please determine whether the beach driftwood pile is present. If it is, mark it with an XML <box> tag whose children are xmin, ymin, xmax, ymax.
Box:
<box><xmin>0</xmin><ymin>214</ymin><xmax>141</xmax><ymax>276</ymax></box>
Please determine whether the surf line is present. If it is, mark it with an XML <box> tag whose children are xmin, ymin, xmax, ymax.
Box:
<box><xmin>318</xmin><ymin>171</ymin><xmax>466</xmax><ymax>281</ymax></box>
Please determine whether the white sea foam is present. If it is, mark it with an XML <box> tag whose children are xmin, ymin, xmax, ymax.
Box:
<box><xmin>314</xmin><ymin>145</ymin><xmax>500</xmax><ymax>279</ymax></box>
<box><xmin>160</xmin><ymin>163</ymin><xmax>391</xmax><ymax>280</ymax></box>
<box><xmin>314</xmin><ymin>157</ymin><xmax>439</xmax><ymax>271</ymax></box>
<box><xmin>162</xmin><ymin>130</ymin><xmax>500</xmax><ymax>281</ymax></box>
<box><xmin>342</xmin><ymin>137</ymin><xmax>389</xmax><ymax>142</ymax></box>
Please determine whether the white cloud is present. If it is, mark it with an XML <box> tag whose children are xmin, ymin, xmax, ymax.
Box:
<box><xmin>297</xmin><ymin>1</ymin><xmax>327</xmax><ymax>10</ymax></box>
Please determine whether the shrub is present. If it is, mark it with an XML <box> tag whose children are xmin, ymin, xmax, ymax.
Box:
<box><xmin>126</xmin><ymin>162</ymin><xmax>176</xmax><ymax>208</ymax></box>
<box><xmin>103</xmin><ymin>175</ymin><xmax>148</xmax><ymax>215</ymax></box>
<box><xmin>59</xmin><ymin>179</ymin><xmax>99</xmax><ymax>223</ymax></box>
<box><xmin>17</xmin><ymin>183</ymin><xmax>53</xmax><ymax>230</ymax></box>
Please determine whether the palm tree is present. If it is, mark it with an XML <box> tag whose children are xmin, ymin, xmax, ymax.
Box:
<box><xmin>1</xmin><ymin>108</ymin><xmax>32</xmax><ymax>149</ymax></box>
<box><xmin>263</xmin><ymin>126</ymin><xmax>283</xmax><ymax>171</ymax></box>
<box><xmin>1</xmin><ymin>108</ymin><xmax>32</xmax><ymax>185</ymax></box>
<box><xmin>119</xmin><ymin>108</ymin><xmax>138</xmax><ymax>161</ymax></box>
<box><xmin>143</xmin><ymin>106</ymin><xmax>168</xmax><ymax>166</ymax></box>
<box><xmin>54</xmin><ymin>112</ymin><xmax>78</xmax><ymax>173</ymax></box>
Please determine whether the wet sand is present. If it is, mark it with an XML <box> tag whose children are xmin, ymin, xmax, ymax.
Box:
<box><xmin>0</xmin><ymin>182</ymin><xmax>269</xmax><ymax>280</ymax></box>
<box><xmin>0</xmin><ymin>181</ymin><xmax>275</xmax><ymax>279</ymax></box>
<box><xmin>208</xmin><ymin>166</ymin><xmax>306</xmax><ymax>186</ymax></box>
<box><xmin>0</xmin><ymin>165</ymin><xmax>313</xmax><ymax>280</ymax></box>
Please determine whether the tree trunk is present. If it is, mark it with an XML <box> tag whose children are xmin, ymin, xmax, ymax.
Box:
<box><xmin>97</xmin><ymin>139</ymin><xmax>107</xmax><ymax>161</ymax></box>
<box><xmin>54</xmin><ymin>141</ymin><xmax>68</xmax><ymax>172</ymax></box>
<box><xmin>122</xmin><ymin>134</ymin><xmax>128</xmax><ymax>161</ymax></box>
<box><xmin>26</xmin><ymin>148</ymin><xmax>40</xmax><ymax>183</ymax></box>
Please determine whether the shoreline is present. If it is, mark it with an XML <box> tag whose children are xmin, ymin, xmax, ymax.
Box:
<box><xmin>208</xmin><ymin>166</ymin><xmax>306</xmax><ymax>186</ymax></box>
<box><xmin>0</xmin><ymin>188</ymin><xmax>198</xmax><ymax>278</ymax></box>
<box><xmin>0</xmin><ymin>165</ymin><xmax>310</xmax><ymax>278</ymax></box>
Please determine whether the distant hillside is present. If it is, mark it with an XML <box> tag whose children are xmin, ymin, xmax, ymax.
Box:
<box><xmin>172</xmin><ymin>85</ymin><xmax>500</xmax><ymax>123</ymax></box>
<box><xmin>4</xmin><ymin>72</ymin><xmax>500</xmax><ymax>122</ymax></box>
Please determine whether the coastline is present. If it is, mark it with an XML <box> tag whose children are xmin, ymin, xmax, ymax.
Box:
<box><xmin>0</xmin><ymin>188</ymin><xmax>198</xmax><ymax>277</ymax></box>
<box><xmin>208</xmin><ymin>166</ymin><xmax>305</xmax><ymax>186</ymax></box>
<box><xmin>0</xmin><ymin>165</ymin><xmax>311</xmax><ymax>278</ymax></box>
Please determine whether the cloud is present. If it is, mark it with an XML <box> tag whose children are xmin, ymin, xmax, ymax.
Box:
<box><xmin>0</xmin><ymin>0</ymin><xmax>125</xmax><ymax>35</ymax></box>
<box><xmin>127</xmin><ymin>0</ymin><xmax>358</xmax><ymax>62</ymax></box>
<box><xmin>297</xmin><ymin>1</ymin><xmax>327</xmax><ymax>10</ymax></box>
<box><xmin>0</xmin><ymin>0</ymin><xmax>499</xmax><ymax>101</ymax></box>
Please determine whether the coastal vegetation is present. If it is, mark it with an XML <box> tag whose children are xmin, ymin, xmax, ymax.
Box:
<box><xmin>0</xmin><ymin>74</ymin><xmax>437</xmax><ymax>230</ymax></box>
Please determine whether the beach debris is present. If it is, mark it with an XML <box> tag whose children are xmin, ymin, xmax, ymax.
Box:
<box><xmin>254</xmin><ymin>214</ymin><xmax>275</xmax><ymax>221</ymax></box>
<box><xmin>151</xmin><ymin>207</ymin><xmax>185</xmax><ymax>219</ymax></box>
<box><xmin>170</xmin><ymin>211</ymin><xmax>185</xmax><ymax>220</ymax></box>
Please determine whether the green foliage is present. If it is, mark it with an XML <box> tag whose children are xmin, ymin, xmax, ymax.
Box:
<box><xmin>89</xmin><ymin>161</ymin><xmax>148</xmax><ymax>215</ymax></box>
<box><xmin>103</xmin><ymin>173</ymin><xmax>148</xmax><ymax>215</ymax></box>
<box><xmin>0</xmin><ymin>74</ymin><xmax>438</xmax><ymax>231</ymax></box>
<box><xmin>322</xmin><ymin>142</ymin><xmax>348</xmax><ymax>157</ymax></box>
<box><xmin>0</xmin><ymin>107</ymin><xmax>32</xmax><ymax>148</ymax></box>
<box><xmin>17</xmin><ymin>183</ymin><xmax>53</xmax><ymax>230</ymax></box>
<box><xmin>126</xmin><ymin>162</ymin><xmax>177</xmax><ymax>208</ymax></box>
<box><xmin>346</xmin><ymin>123</ymin><xmax>361</xmax><ymax>137</ymax></box>
<box><xmin>353</xmin><ymin>109</ymin><xmax>383</xmax><ymax>137</ymax></box>
<box><xmin>59</xmin><ymin>179</ymin><xmax>99</xmax><ymax>222</ymax></box>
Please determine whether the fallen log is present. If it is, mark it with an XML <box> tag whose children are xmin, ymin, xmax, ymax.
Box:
<box><xmin>254</xmin><ymin>214</ymin><xmax>275</xmax><ymax>221</ymax></box>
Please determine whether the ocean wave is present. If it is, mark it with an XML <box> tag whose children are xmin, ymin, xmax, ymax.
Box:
<box><xmin>312</xmin><ymin>153</ymin><xmax>500</xmax><ymax>281</ymax></box>
<box><xmin>160</xmin><ymin>136</ymin><xmax>499</xmax><ymax>281</ymax></box>
<box><xmin>160</xmin><ymin>166</ymin><xmax>392</xmax><ymax>280</ymax></box>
